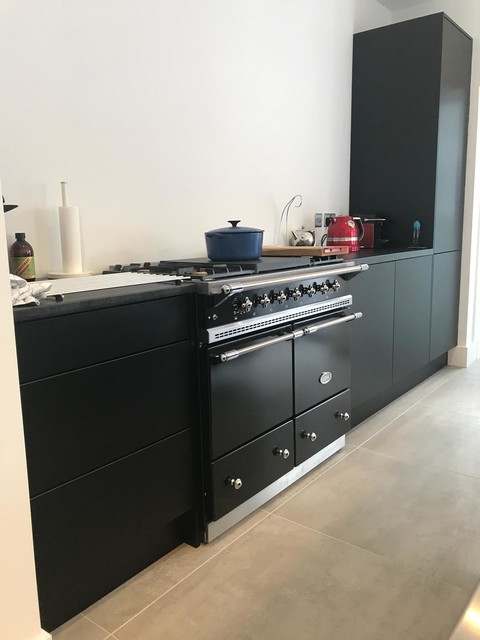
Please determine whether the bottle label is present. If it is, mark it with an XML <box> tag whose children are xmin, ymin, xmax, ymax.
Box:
<box><xmin>9</xmin><ymin>256</ymin><xmax>36</xmax><ymax>281</ymax></box>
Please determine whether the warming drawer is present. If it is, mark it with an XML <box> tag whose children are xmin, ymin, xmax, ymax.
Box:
<box><xmin>295</xmin><ymin>389</ymin><xmax>351</xmax><ymax>465</ymax></box>
<box><xmin>210</xmin><ymin>421</ymin><xmax>294</xmax><ymax>520</ymax></box>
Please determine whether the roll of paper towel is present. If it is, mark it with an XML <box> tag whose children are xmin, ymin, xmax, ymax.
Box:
<box><xmin>59</xmin><ymin>205</ymin><xmax>83</xmax><ymax>274</ymax></box>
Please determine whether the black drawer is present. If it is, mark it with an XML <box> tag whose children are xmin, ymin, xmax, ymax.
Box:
<box><xmin>294</xmin><ymin>317</ymin><xmax>351</xmax><ymax>413</ymax></box>
<box><xmin>30</xmin><ymin>428</ymin><xmax>194</xmax><ymax>631</ymax></box>
<box><xmin>211</xmin><ymin>421</ymin><xmax>294</xmax><ymax>520</ymax></box>
<box><xmin>15</xmin><ymin>295</ymin><xmax>190</xmax><ymax>382</ymax></box>
<box><xmin>295</xmin><ymin>389</ymin><xmax>351</xmax><ymax>465</ymax></box>
<box><xmin>22</xmin><ymin>341</ymin><xmax>194</xmax><ymax>496</ymax></box>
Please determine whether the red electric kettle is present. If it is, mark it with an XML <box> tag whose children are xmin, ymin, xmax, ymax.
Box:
<box><xmin>326</xmin><ymin>215</ymin><xmax>364</xmax><ymax>251</ymax></box>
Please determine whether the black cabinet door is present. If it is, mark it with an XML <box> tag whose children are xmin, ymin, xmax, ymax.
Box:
<box><xmin>31</xmin><ymin>429</ymin><xmax>194</xmax><ymax>631</ymax></box>
<box><xmin>434</xmin><ymin>19</ymin><xmax>472</xmax><ymax>253</ymax></box>
<box><xmin>209</xmin><ymin>332</ymin><xmax>293</xmax><ymax>459</ymax></box>
<box><xmin>211</xmin><ymin>421</ymin><xmax>294</xmax><ymax>520</ymax></box>
<box><xmin>430</xmin><ymin>251</ymin><xmax>461</xmax><ymax>359</ymax></box>
<box><xmin>350</xmin><ymin>13</ymin><xmax>471</xmax><ymax>251</ymax></box>
<box><xmin>393</xmin><ymin>256</ymin><xmax>433</xmax><ymax>382</ymax></box>
<box><xmin>15</xmin><ymin>296</ymin><xmax>190</xmax><ymax>382</ymax></box>
<box><xmin>294</xmin><ymin>317</ymin><xmax>350</xmax><ymax>414</ymax></box>
<box><xmin>349</xmin><ymin>262</ymin><xmax>395</xmax><ymax>409</ymax></box>
<box><xmin>295</xmin><ymin>390</ymin><xmax>351</xmax><ymax>465</ymax></box>
<box><xmin>21</xmin><ymin>341</ymin><xmax>194</xmax><ymax>496</ymax></box>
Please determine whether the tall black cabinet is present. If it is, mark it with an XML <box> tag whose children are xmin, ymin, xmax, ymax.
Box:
<box><xmin>349</xmin><ymin>13</ymin><xmax>472</xmax><ymax>424</ymax></box>
<box><xmin>350</xmin><ymin>12</ymin><xmax>472</xmax><ymax>251</ymax></box>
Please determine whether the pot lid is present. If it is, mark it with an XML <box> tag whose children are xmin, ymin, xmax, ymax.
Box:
<box><xmin>206</xmin><ymin>220</ymin><xmax>264</xmax><ymax>235</ymax></box>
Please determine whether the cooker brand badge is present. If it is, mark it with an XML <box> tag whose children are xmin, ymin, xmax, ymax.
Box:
<box><xmin>319</xmin><ymin>371</ymin><xmax>332</xmax><ymax>385</ymax></box>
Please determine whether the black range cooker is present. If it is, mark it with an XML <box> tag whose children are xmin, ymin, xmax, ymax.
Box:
<box><xmin>108</xmin><ymin>256</ymin><xmax>369</xmax><ymax>541</ymax></box>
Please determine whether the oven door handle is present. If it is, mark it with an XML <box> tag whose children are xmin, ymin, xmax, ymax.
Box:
<box><xmin>301</xmin><ymin>311</ymin><xmax>363</xmax><ymax>335</ymax></box>
<box><xmin>214</xmin><ymin>312</ymin><xmax>362</xmax><ymax>363</ymax></box>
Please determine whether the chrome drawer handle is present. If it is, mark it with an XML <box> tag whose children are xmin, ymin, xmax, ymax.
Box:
<box><xmin>273</xmin><ymin>447</ymin><xmax>290</xmax><ymax>459</ymax></box>
<box><xmin>225</xmin><ymin>476</ymin><xmax>243</xmax><ymax>490</ymax></box>
<box><xmin>336</xmin><ymin>412</ymin><xmax>350</xmax><ymax>421</ymax></box>
<box><xmin>301</xmin><ymin>431</ymin><xmax>317</xmax><ymax>442</ymax></box>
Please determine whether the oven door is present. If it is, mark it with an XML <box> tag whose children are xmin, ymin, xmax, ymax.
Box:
<box><xmin>208</xmin><ymin>327</ymin><xmax>294</xmax><ymax>460</ymax></box>
<box><xmin>294</xmin><ymin>312</ymin><xmax>352</xmax><ymax>414</ymax></box>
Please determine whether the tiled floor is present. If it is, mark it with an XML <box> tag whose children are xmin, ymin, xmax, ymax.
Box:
<box><xmin>52</xmin><ymin>361</ymin><xmax>480</xmax><ymax>640</ymax></box>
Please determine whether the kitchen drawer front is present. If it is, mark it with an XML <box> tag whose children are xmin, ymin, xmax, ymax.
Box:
<box><xmin>22</xmin><ymin>341</ymin><xmax>194</xmax><ymax>496</ymax></box>
<box><xmin>294</xmin><ymin>317</ymin><xmax>351</xmax><ymax>414</ymax></box>
<box><xmin>30</xmin><ymin>428</ymin><xmax>194</xmax><ymax>631</ymax></box>
<box><xmin>211</xmin><ymin>421</ymin><xmax>294</xmax><ymax>520</ymax></box>
<box><xmin>15</xmin><ymin>295</ymin><xmax>190</xmax><ymax>382</ymax></box>
<box><xmin>209</xmin><ymin>333</ymin><xmax>293</xmax><ymax>459</ymax></box>
<box><xmin>295</xmin><ymin>390</ymin><xmax>351</xmax><ymax>465</ymax></box>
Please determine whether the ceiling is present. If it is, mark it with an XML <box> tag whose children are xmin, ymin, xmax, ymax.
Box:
<box><xmin>376</xmin><ymin>0</ymin><xmax>433</xmax><ymax>9</ymax></box>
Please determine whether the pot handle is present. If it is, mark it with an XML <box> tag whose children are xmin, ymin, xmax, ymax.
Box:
<box><xmin>228</xmin><ymin>220</ymin><xmax>241</xmax><ymax>227</ymax></box>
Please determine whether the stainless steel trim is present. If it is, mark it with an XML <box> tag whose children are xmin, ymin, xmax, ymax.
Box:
<box><xmin>201</xmin><ymin>262</ymin><xmax>369</xmax><ymax>296</ymax></box>
<box><xmin>206</xmin><ymin>295</ymin><xmax>353</xmax><ymax>344</ymax></box>
<box><xmin>205</xmin><ymin>435</ymin><xmax>345</xmax><ymax>542</ymax></box>
<box><xmin>215</xmin><ymin>311</ymin><xmax>362</xmax><ymax>362</ymax></box>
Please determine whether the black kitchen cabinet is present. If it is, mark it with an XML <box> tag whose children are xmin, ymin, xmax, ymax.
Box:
<box><xmin>430</xmin><ymin>251</ymin><xmax>461</xmax><ymax>360</ymax></box>
<box><xmin>350</xmin><ymin>13</ymin><xmax>472</xmax><ymax>251</ymax></box>
<box><xmin>349</xmin><ymin>262</ymin><xmax>395</xmax><ymax>408</ymax></box>
<box><xmin>393</xmin><ymin>256</ymin><xmax>433</xmax><ymax>382</ymax></box>
<box><xmin>15</xmin><ymin>294</ymin><xmax>198</xmax><ymax>631</ymax></box>
<box><xmin>31</xmin><ymin>429</ymin><xmax>194</xmax><ymax>631</ymax></box>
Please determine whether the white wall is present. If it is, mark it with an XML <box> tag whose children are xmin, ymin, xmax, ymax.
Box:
<box><xmin>0</xmin><ymin>2</ymin><xmax>392</xmax><ymax>637</ymax></box>
<box><xmin>390</xmin><ymin>0</ymin><xmax>480</xmax><ymax>365</ymax></box>
<box><xmin>0</xmin><ymin>0</ymin><xmax>390</xmax><ymax>276</ymax></box>
<box><xmin>0</xmin><ymin>179</ymin><xmax>50</xmax><ymax>639</ymax></box>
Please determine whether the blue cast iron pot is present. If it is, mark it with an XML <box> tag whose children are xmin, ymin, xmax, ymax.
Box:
<box><xmin>205</xmin><ymin>220</ymin><xmax>264</xmax><ymax>261</ymax></box>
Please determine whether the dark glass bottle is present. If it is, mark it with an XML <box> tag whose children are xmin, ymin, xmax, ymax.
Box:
<box><xmin>9</xmin><ymin>232</ymin><xmax>36</xmax><ymax>281</ymax></box>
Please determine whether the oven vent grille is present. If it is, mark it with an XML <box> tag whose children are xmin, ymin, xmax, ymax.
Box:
<box><xmin>206</xmin><ymin>295</ymin><xmax>352</xmax><ymax>343</ymax></box>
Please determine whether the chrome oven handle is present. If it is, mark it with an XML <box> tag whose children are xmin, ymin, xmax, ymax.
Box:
<box><xmin>302</xmin><ymin>312</ymin><xmax>363</xmax><ymax>335</ymax></box>
<box><xmin>214</xmin><ymin>329</ymin><xmax>304</xmax><ymax>363</ymax></box>
<box><xmin>213</xmin><ymin>313</ymin><xmax>362</xmax><ymax>363</ymax></box>
<box><xmin>219</xmin><ymin>263</ymin><xmax>369</xmax><ymax>296</ymax></box>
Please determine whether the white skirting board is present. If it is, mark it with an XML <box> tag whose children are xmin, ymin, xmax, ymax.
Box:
<box><xmin>448</xmin><ymin>343</ymin><xmax>479</xmax><ymax>368</ymax></box>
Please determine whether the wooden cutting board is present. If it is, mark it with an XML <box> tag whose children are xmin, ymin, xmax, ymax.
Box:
<box><xmin>262</xmin><ymin>245</ymin><xmax>350</xmax><ymax>257</ymax></box>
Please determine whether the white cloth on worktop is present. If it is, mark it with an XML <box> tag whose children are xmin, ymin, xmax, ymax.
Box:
<box><xmin>10</xmin><ymin>274</ymin><xmax>52</xmax><ymax>306</ymax></box>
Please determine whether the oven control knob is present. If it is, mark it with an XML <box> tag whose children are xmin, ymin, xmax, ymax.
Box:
<box><xmin>290</xmin><ymin>287</ymin><xmax>302</xmax><ymax>301</ymax></box>
<box><xmin>319</xmin><ymin>282</ymin><xmax>329</xmax><ymax>294</ymax></box>
<box><xmin>274</xmin><ymin>447</ymin><xmax>290</xmax><ymax>459</ymax></box>
<box><xmin>241</xmin><ymin>296</ymin><xmax>253</xmax><ymax>313</ymax></box>
<box><xmin>225</xmin><ymin>476</ymin><xmax>243</xmax><ymax>490</ymax></box>
<box><xmin>258</xmin><ymin>293</ymin><xmax>271</xmax><ymax>308</ymax></box>
<box><xmin>306</xmin><ymin>284</ymin><xmax>316</xmax><ymax>297</ymax></box>
<box><xmin>301</xmin><ymin>431</ymin><xmax>317</xmax><ymax>442</ymax></box>
<box><xmin>336</xmin><ymin>411</ymin><xmax>350</xmax><ymax>421</ymax></box>
<box><xmin>329</xmin><ymin>279</ymin><xmax>341</xmax><ymax>291</ymax></box>
<box><xmin>277</xmin><ymin>290</ymin><xmax>287</xmax><ymax>304</ymax></box>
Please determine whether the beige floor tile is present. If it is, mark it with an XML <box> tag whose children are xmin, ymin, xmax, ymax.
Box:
<box><xmin>398</xmin><ymin>365</ymin><xmax>461</xmax><ymax>404</ymax></box>
<box><xmin>262</xmin><ymin>445</ymin><xmax>355</xmax><ymax>512</ymax></box>
<box><xmin>455</xmin><ymin>359</ymin><xmax>480</xmax><ymax>380</ymax></box>
<box><xmin>347</xmin><ymin>398</ymin><xmax>412</xmax><ymax>447</ymax></box>
<box><xmin>113</xmin><ymin>515</ymin><xmax>468</xmax><ymax>640</ymax></box>
<box><xmin>51</xmin><ymin>614</ymin><xmax>110</xmax><ymax>640</ymax></box>
<box><xmin>419</xmin><ymin>376</ymin><xmax>480</xmax><ymax>418</ymax></box>
<box><xmin>360</xmin><ymin>404</ymin><xmax>480</xmax><ymax>478</ymax></box>
<box><xmin>84</xmin><ymin>511</ymin><xmax>267</xmax><ymax>632</ymax></box>
<box><xmin>275</xmin><ymin>447</ymin><xmax>480</xmax><ymax>591</ymax></box>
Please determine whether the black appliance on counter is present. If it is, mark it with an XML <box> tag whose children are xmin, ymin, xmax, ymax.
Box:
<box><xmin>106</xmin><ymin>256</ymin><xmax>369</xmax><ymax>541</ymax></box>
